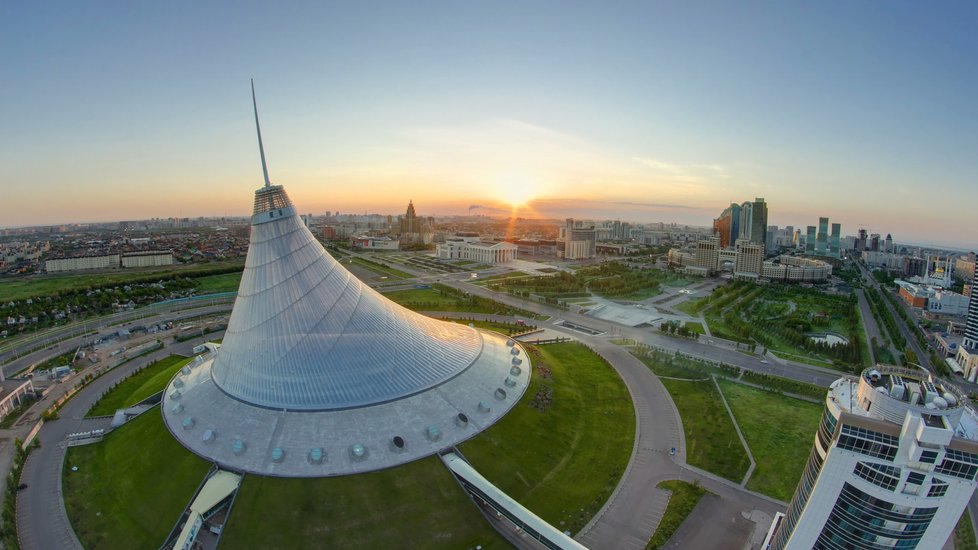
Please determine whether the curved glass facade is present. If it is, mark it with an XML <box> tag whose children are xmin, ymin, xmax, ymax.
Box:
<box><xmin>814</xmin><ymin>483</ymin><xmax>936</xmax><ymax>549</ymax></box>
<box><xmin>210</xmin><ymin>186</ymin><xmax>485</xmax><ymax>410</ymax></box>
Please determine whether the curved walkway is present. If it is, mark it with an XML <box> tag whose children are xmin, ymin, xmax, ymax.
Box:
<box><xmin>16</xmin><ymin>335</ymin><xmax>221</xmax><ymax>550</ymax></box>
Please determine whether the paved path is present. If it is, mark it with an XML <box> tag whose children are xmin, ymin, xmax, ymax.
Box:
<box><xmin>15</xmin><ymin>335</ymin><xmax>220</xmax><ymax>550</ymax></box>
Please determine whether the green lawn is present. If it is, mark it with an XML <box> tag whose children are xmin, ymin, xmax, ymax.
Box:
<box><xmin>674</xmin><ymin>299</ymin><xmax>703</xmax><ymax>316</ymax></box>
<box><xmin>349</xmin><ymin>257</ymin><xmax>414</xmax><ymax>279</ymax></box>
<box><xmin>194</xmin><ymin>272</ymin><xmax>242</xmax><ymax>294</ymax></box>
<box><xmin>383</xmin><ymin>286</ymin><xmax>516</xmax><ymax>315</ymax></box>
<box><xmin>717</xmin><ymin>380</ymin><xmax>821</xmax><ymax>501</ymax></box>
<box><xmin>88</xmin><ymin>355</ymin><xmax>193</xmax><ymax>416</ymax></box>
<box><xmin>63</xmin><ymin>411</ymin><xmax>212</xmax><ymax>549</ymax></box>
<box><xmin>221</xmin><ymin>457</ymin><xmax>507</xmax><ymax>550</ymax></box>
<box><xmin>955</xmin><ymin>511</ymin><xmax>978</xmax><ymax>550</ymax></box>
<box><xmin>646</xmin><ymin>480</ymin><xmax>707</xmax><ymax>549</ymax></box>
<box><xmin>684</xmin><ymin>322</ymin><xmax>705</xmax><ymax>335</ymax></box>
<box><xmin>638</xmin><ymin>355</ymin><xmax>751</xmax><ymax>482</ymax></box>
<box><xmin>460</xmin><ymin>342</ymin><xmax>635</xmax><ymax>534</ymax></box>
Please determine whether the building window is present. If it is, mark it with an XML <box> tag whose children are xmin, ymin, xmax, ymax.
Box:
<box><xmin>936</xmin><ymin>449</ymin><xmax>978</xmax><ymax>481</ymax></box>
<box><xmin>928</xmin><ymin>478</ymin><xmax>949</xmax><ymax>498</ymax></box>
<box><xmin>920</xmin><ymin>450</ymin><xmax>939</xmax><ymax>464</ymax></box>
<box><xmin>906</xmin><ymin>472</ymin><xmax>926</xmax><ymax>485</ymax></box>
<box><xmin>854</xmin><ymin>462</ymin><xmax>900</xmax><ymax>491</ymax></box>
<box><xmin>837</xmin><ymin>425</ymin><xmax>899</xmax><ymax>461</ymax></box>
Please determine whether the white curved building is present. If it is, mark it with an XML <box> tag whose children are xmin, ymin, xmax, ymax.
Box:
<box><xmin>162</xmin><ymin>85</ymin><xmax>529</xmax><ymax>477</ymax></box>
<box><xmin>767</xmin><ymin>365</ymin><xmax>978</xmax><ymax>549</ymax></box>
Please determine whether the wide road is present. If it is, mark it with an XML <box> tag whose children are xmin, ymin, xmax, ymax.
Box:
<box><xmin>0</xmin><ymin>296</ymin><xmax>233</xmax><ymax>377</ymax></box>
<box><xmin>16</xmin><ymin>331</ymin><xmax>224</xmax><ymax>550</ymax></box>
<box><xmin>0</xmin><ymin>296</ymin><xmax>234</xmax><ymax>376</ymax></box>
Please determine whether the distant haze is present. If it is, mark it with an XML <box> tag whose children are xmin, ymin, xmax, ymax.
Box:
<box><xmin>2</xmin><ymin>3</ymin><xmax>976</xmax><ymax>249</ymax></box>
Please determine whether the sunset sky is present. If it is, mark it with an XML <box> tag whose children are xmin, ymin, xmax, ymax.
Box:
<box><xmin>2</xmin><ymin>2</ymin><xmax>977</xmax><ymax>248</ymax></box>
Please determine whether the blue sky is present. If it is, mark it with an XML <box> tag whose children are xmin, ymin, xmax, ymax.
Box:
<box><xmin>2</xmin><ymin>2</ymin><xmax>976</xmax><ymax>248</ymax></box>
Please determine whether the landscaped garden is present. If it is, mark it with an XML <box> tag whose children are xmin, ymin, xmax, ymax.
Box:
<box><xmin>488</xmin><ymin>262</ymin><xmax>685</xmax><ymax>302</ymax></box>
<box><xmin>696</xmin><ymin>283</ymin><xmax>869</xmax><ymax>371</ymax></box>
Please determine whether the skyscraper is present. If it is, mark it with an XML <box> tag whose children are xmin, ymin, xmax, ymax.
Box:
<box><xmin>817</xmin><ymin>217</ymin><xmax>829</xmax><ymax>256</ymax></box>
<box><xmin>713</xmin><ymin>203</ymin><xmax>741</xmax><ymax>248</ymax></box>
<box><xmin>965</xmin><ymin>263</ymin><xmax>978</xmax><ymax>351</ymax></box>
<box><xmin>767</xmin><ymin>366</ymin><xmax>978</xmax><ymax>549</ymax></box>
<box><xmin>750</xmin><ymin>198</ymin><xmax>768</xmax><ymax>248</ymax></box>
<box><xmin>830</xmin><ymin>223</ymin><xmax>841</xmax><ymax>258</ymax></box>
<box><xmin>740</xmin><ymin>201</ymin><xmax>754</xmax><ymax>242</ymax></box>
<box><xmin>806</xmin><ymin>226</ymin><xmax>817</xmax><ymax>255</ymax></box>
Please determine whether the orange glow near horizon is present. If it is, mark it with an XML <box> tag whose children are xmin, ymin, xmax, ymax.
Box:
<box><xmin>491</xmin><ymin>174</ymin><xmax>542</xmax><ymax>209</ymax></box>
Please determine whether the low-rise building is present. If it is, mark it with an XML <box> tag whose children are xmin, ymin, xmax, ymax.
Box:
<box><xmin>352</xmin><ymin>236</ymin><xmax>400</xmax><ymax>251</ymax></box>
<box><xmin>0</xmin><ymin>378</ymin><xmax>35</xmax><ymax>422</ymax></box>
<box><xmin>45</xmin><ymin>254</ymin><xmax>121</xmax><ymax>273</ymax></box>
<box><xmin>121</xmin><ymin>251</ymin><xmax>174</xmax><ymax>268</ymax></box>
<box><xmin>436</xmin><ymin>239</ymin><xmax>518</xmax><ymax>264</ymax></box>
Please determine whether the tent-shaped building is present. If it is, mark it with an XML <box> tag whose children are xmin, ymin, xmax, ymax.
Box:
<box><xmin>162</xmin><ymin>84</ymin><xmax>529</xmax><ymax>476</ymax></box>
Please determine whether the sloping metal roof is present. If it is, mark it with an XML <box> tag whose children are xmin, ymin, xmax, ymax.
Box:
<box><xmin>209</xmin><ymin>185</ymin><xmax>483</xmax><ymax>411</ymax></box>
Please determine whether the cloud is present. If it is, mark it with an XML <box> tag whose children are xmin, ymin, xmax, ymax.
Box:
<box><xmin>611</xmin><ymin>200</ymin><xmax>693</xmax><ymax>210</ymax></box>
<box><xmin>632</xmin><ymin>156</ymin><xmax>733</xmax><ymax>181</ymax></box>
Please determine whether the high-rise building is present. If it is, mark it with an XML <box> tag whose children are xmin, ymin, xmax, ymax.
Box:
<box><xmin>857</xmin><ymin>229</ymin><xmax>868</xmax><ymax>253</ymax></box>
<box><xmin>870</xmin><ymin>233</ymin><xmax>881</xmax><ymax>252</ymax></box>
<box><xmin>750</xmin><ymin>198</ymin><xmax>768</xmax><ymax>248</ymax></box>
<box><xmin>830</xmin><ymin>223</ymin><xmax>841</xmax><ymax>258</ymax></box>
<box><xmin>739</xmin><ymin>201</ymin><xmax>754</xmax><ymax>242</ymax></box>
<box><xmin>965</xmin><ymin>263</ymin><xmax>978</xmax><ymax>350</ymax></box>
<box><xmin>734</xmin><ymin>238</ymin><xmax>763</xmax><ymax>280</ymax></box>
<box><xmin>816</xmin><ymin>217</ymin><xmax>829</xmax><ymax>256</ymax></box>
<box><xmin>713</xmin><ymin>203</ymin><xmax>741</xmax><ymax>248</ymax></box>
<box><xmin>806</xmin><ymin>226</ymin><xmax>817</xmax><ymax>255</ymax></box>
<box><xmin>885</xmin><ymin>234</ymin><xmax>894</xmax><ymax>254</ymax></box>
<box><xmin>767</xmin><ymin>366</ymin><xmax>978</xmax><ymax>550</ymax></box>
<box><xmin>562</xmin><ymin>218</ymin><xmax>597</xmax><ymax>259</ymax></box>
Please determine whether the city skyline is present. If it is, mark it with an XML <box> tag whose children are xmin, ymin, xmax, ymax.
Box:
<box><xmin>3</xmin><ymin>2</ymin><xmax>977</xmax><ymax>248</ymax></box>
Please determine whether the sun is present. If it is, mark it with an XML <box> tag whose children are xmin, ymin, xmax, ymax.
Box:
<box><xmin>493</xmin><ymin>174</ymin><xmax>540</xmax><ymax>209</ymax></box>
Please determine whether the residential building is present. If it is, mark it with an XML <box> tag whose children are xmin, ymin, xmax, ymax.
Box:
<box><xmin>766</xmin><ymin>366</ymin><xmax>978</xmax><ymax>550</ymax></box>
<box><xmin>964</xmin><ymin>264</ymin><xmax>978</xmax><ymax>351</ymax></box>
<box><xmin>121</xmin><ymin>251</ymin><xmax>174</xmax><ymax>268</ymax></box>
<box><xmin>45</xmin><ymin>254</ymin><xmax>121</xmax><ymax>273</ymax></box>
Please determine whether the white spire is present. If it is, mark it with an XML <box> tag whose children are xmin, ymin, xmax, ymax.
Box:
<box><xmin>251</xmin><ymin>79</ymin><xmax>272</xmax><ymax>188</ymax></box>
